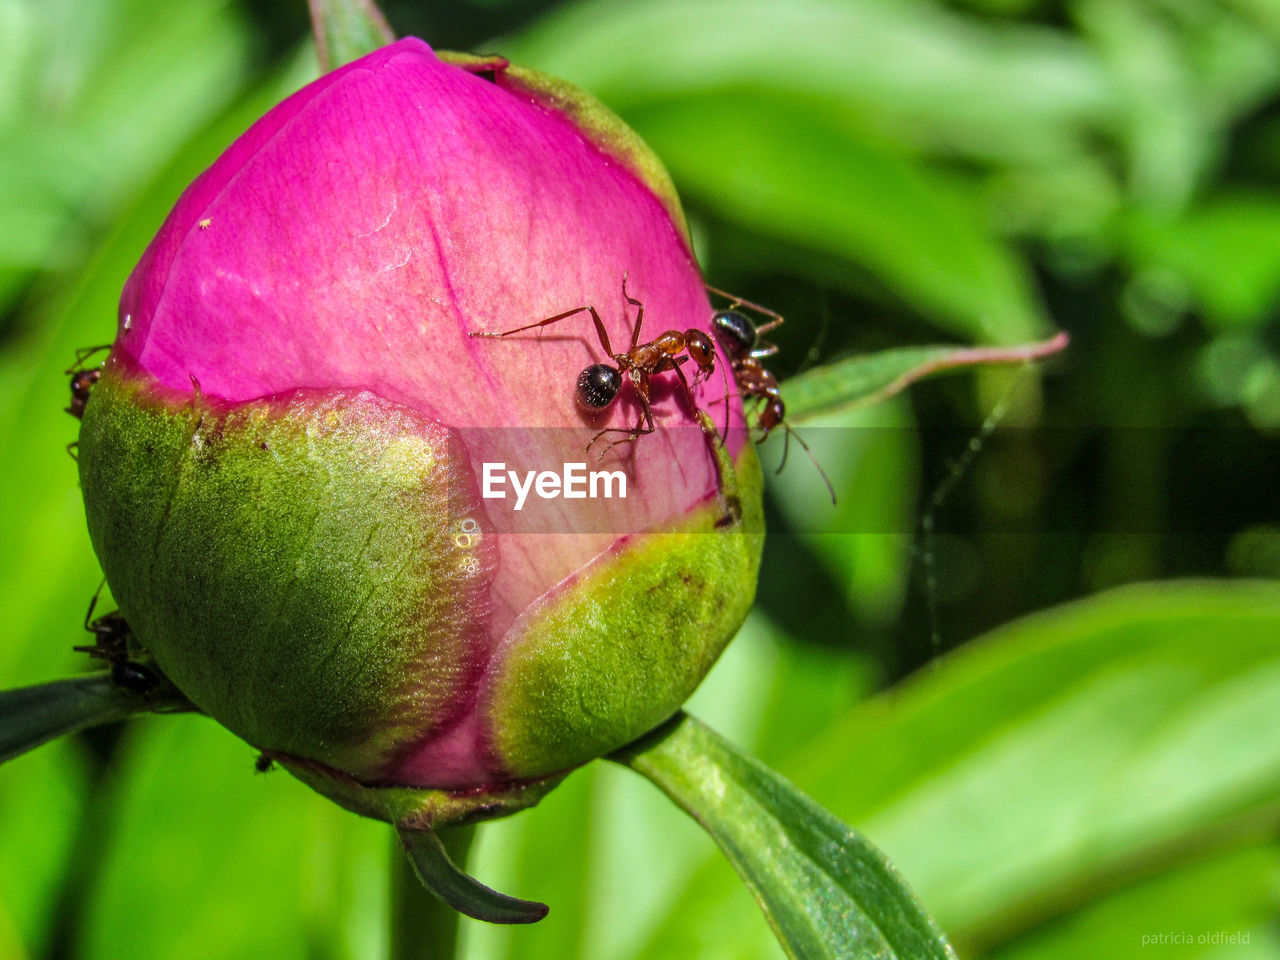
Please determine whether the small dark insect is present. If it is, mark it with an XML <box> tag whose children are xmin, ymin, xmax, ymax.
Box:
<box><xmin>707</xmin><ymin>286</ymin><xmax>836</xmax><ymax>504</ymax></box>
<box><xmin>65</xmin><ymin>345</ymin><xmax>111</xmax><ymax>420</ymax></box>
<box><xmin>73</xmin><ymin>581</ymin><xmax>160</xmax><ymax>695</ymax></box>
<box><xmin>254</xmin><ymin>753</ymin><xmax>276</xmax><ymax>774</ymax></box>
<box><xmin>470</xmin><ymin>274</ymin><xmax>720</xmax><ymax>458</ymax></box>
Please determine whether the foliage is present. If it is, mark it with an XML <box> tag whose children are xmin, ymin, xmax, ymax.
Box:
<box><xmin>1</xmin><ymin>0</ymin><xmax>1278</xmax><ymax>957</ymax></box>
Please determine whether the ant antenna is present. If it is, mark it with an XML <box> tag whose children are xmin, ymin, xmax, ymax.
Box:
<box><xmin>716</xmin><ymin>339</ymin><xmax>733</xmax><ymax>443</ymax></box>
<box><xmin>780</xmin><ymin>424</ymin><xmax>836</xmax><ymax>504</ymax></box>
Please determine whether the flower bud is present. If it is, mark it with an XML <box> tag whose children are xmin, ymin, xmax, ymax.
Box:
<box><xmin>78</xmin><ymin>38</ymin><xmax>762</xmax><ymax>826</ymax></box>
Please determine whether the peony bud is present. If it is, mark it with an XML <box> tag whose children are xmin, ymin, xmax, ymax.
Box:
<box><xmin>77</xmin><ymin>38</ymin><xmax>762</xmax><ymax>829</ymax></box>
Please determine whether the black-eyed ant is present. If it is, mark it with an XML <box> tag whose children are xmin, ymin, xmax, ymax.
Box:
<box><xmin>73</xmin><ymin>580</ymin><xmax>160</xmax><ymax>695</ymax></box>
<box><xmin>707</xmin><ymin>286</ymin><xmax>836</xmax><ymax>504</ymax></box>
<box><xmin>470</xmin><ymin>275</ymin><xmax>721</xmax><ymax>458</ymax></box>
<box><xmin>66</xmin><ymin>345</ymin><xmax>110</xmax><ymax>420</ymax></box>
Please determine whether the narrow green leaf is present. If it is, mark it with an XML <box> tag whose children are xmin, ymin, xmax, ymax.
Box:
<box><xmin>783</xmin><ymin>332</ymin><xmax>1068</xmax><ymax>423</ymax></box>
<box><xmin>398</xmin><ymin>825</ymin><xmax>549</xmax><ymax>925</ymax></box>
<box><xmin>0</xmin><ymin>674</ymin><xmax>186</xmax><ymax>765</ymax></box>
<box><xmin>308</xmin><ymin>0</ymin><xmax>394</xmax><ymax>73</ymax></box>
<box><xmin>460</xmin><ymin>769</ymin><xmax>597</xmax><ymax>960</ymax></box>
<box><xmin>390</xmin><ymin>826</ymin><xmax>474</xmax><ymax>960</ymax></box>
<box><xmin>615</xmin><ymin>713</ymin><xmax>956</xmax><ymax>960</ymax></box>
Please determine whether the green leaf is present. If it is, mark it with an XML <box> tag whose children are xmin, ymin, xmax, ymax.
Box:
<box><xmin>615</xmin><ymin>713</ymin><xmax>956</xmax><ymax>960</ymax></box>
<box><xmin>782</xmin><ymin>333</ymin><xmax>1068</xmax><ymax>423</ymax></box>
<box><xmin>506</xmin><ymin>0</ymin><xmax>1112</xmax><ymax>166</ymax></box>
<box><xmin>0</xmin><ymin>741</ymin><xmax>91</xmax><ymax>958</ymax></box>
<box><xmin>984</xmin><ymin>843</ymin><xmax>1280</xmax><ymax>960</ymax></box>
<box><xmin>790</xmin><ymin>581</ymin><xmax>1280</xmax><ymax>948</ymax></box>
<box><xmin>307</xmin><ymin>0</ymin><xmax>395</xmax><ymax>73</ymax></box>
<box><xmin>625</xmin><ymin>92</ymin><xmax>1046</xmax><ymax>343</ymax></box>
<box><xmin>0</xmin><ymin>674</ymin><xmax>185</xmax><ymax>765</ymax></box>
<box><xmin>80</xmin><ymin>713</ymin><xmax>391</xmax><ymax>960</ymax></box>
<box><xmin>1124</xmin><ymin>192</ymin><xmax>1280</xmax><ymax>331</ymax></box>
<box><xmin>0</xmin><ymin>0</ymin><xmax>253</xmax><ymax>315</ymax></box>
<box><xmin>0</xmin><ymin>51</ymin><xmax>314</xmax><ymax>698</ymax></box>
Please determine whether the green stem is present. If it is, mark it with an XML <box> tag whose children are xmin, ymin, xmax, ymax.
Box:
<box><xmin>307</xmin><ymin>0</ymin><xmax>395</xmax><ymax>73</ymax></box>
<box><xmin>390</xmin><ymin>825</ymin><xmax>474</xmax><ymax>960</ymax></box>
<box><xmin>0</xmin><ymin>674</ymin><xmax>191</xmax><ymax>765</ymax></box>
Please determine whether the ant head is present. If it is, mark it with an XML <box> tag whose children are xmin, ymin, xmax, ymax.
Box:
<box><xmin>685</xmin><ymin>329</ymin><xmax>716</xmax><ymax>370</ymax></box>
<box><xmin>576</xmin><ymin>363</ymin><xmax>621</xmax><ymax>409</ymax></box>
<box><xmin>71</xmin><ymin>369</ymin><xmax>101</xmax><ymax>391</ymax></box>
<box><xmin>711</xmin><ymin>310</ymin><xmax>755</xmax><ymax>357</ymax></box>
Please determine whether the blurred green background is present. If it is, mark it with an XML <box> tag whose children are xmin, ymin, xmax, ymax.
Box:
<box><xmin>3</xmin><ymin>0</ymin><xmax>1280</xmax><ymax>957</ymax></box>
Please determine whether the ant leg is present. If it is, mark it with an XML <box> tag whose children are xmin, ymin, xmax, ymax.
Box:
<box><xmin>66</xmin><ymin>442</ymin><xmax>79</xmax><ymax>462</ymax></box>
<box><xmin>82</xmin><ymin>578</ymin><xmax>108</xmax><ymax>632</ymax></box>
<box><xmin>717</xmin><ymin>353</ymin><xmax>734</xmax><ymax>441</ymax></box>
<box><xmin>704</xmin><ymin>284</ymin><xmax>786</xmax><ymax>337</ymax></box>
<box><xmin>750</xmin><ymin>339</ymin><xmax>779</xmax><ymax>360</ymax></box>
<box><xmin>669</xmin><ymin>361</ymin><xmax>719</xmax><ymax>442</ymax></box>
<box><xmin>67</xmin><ymin>344</ymin><xmax>111</xmax><ymax>373</ymax></box>
<box><xmin>471</xmin><ymin>306</ymin><xmax>615</xmax><ymax>357</ymax></box>
<box><xmin>621</xmin><ymin>272</ymin><xmax>645</xmax><ymax>349</ymax></box>
<box><xmin>587</xmin><ymin>387</ymin><xmax>656</xmax><ymax>459</ymax></box>
<box><xmin>587</xmin><ymin>409</ymin><xmax>654</xmax><ymax>460</ymax></box>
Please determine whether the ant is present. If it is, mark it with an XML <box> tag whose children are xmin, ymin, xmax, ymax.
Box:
<box><xmin>73</xmin><ymin>581</ymin><xmax>160</xmax><ymax>695</ymax></box>
<box><xmin>707</xmin><ymin>286</ymin><xmax>836</xmax><ymax>504</ymax></box>
<box><xmin>470</xmin><ymin>275</ymin><xmax>721</xmax><ymax>458</ymax></box>
<box><xmin>66</xmin><ymin>345</ymin><xmax>110</xmax><ymax>420</ymax></box>
<box><xmin>254</xmin><ymin>753</ymin><xmax>276</xmax><ymax>774</ymax></box>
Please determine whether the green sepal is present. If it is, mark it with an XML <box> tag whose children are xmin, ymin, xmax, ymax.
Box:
<box><xmin>276</xmin><ymin>752</ymin><xmax>565</xmax><ymax>829</ymax></box>
<box><xmin>280</xmin><ymin>752</ymin><xmax>561</xmax><ymax>924</ymax></box>
<box><xmin>78</xmin><ymin>371</ymin><xmax>494</xmax><ymax>781</ymax></box>
<box><xmin>615</xmin><ymin>713</ymin><xmax>957</xmax><ymax>960</ymax></box>
<box><xmin>398</xmin><ymin>823</ymin><xmax>548</xmax><ymax>924</ymax></box>
<box><xmin>488</xmin><ymin>433</ymin><xmax>764</xmax><ymax>779</ymax></box>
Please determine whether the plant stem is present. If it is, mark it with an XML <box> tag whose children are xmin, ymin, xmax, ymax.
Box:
<box><xmin>390</xmin><ymin>824</ymin><xmax>476</xmax><ymax>960</ymax></box>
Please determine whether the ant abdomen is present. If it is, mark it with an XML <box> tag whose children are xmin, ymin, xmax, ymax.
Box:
<box><xmin>110</xmin><ymin>660</ymin><xmax>160</xmax><ymax>694</ymax></box>
<box><xmin>711</xmin><ymin>310</ymin><xmax>755</xmax><ymax>357</ymax></box>
<box><xmin>576</xmin><ymin>363</ymin><xmax>621</xmax><ymax>409</ymax></box>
